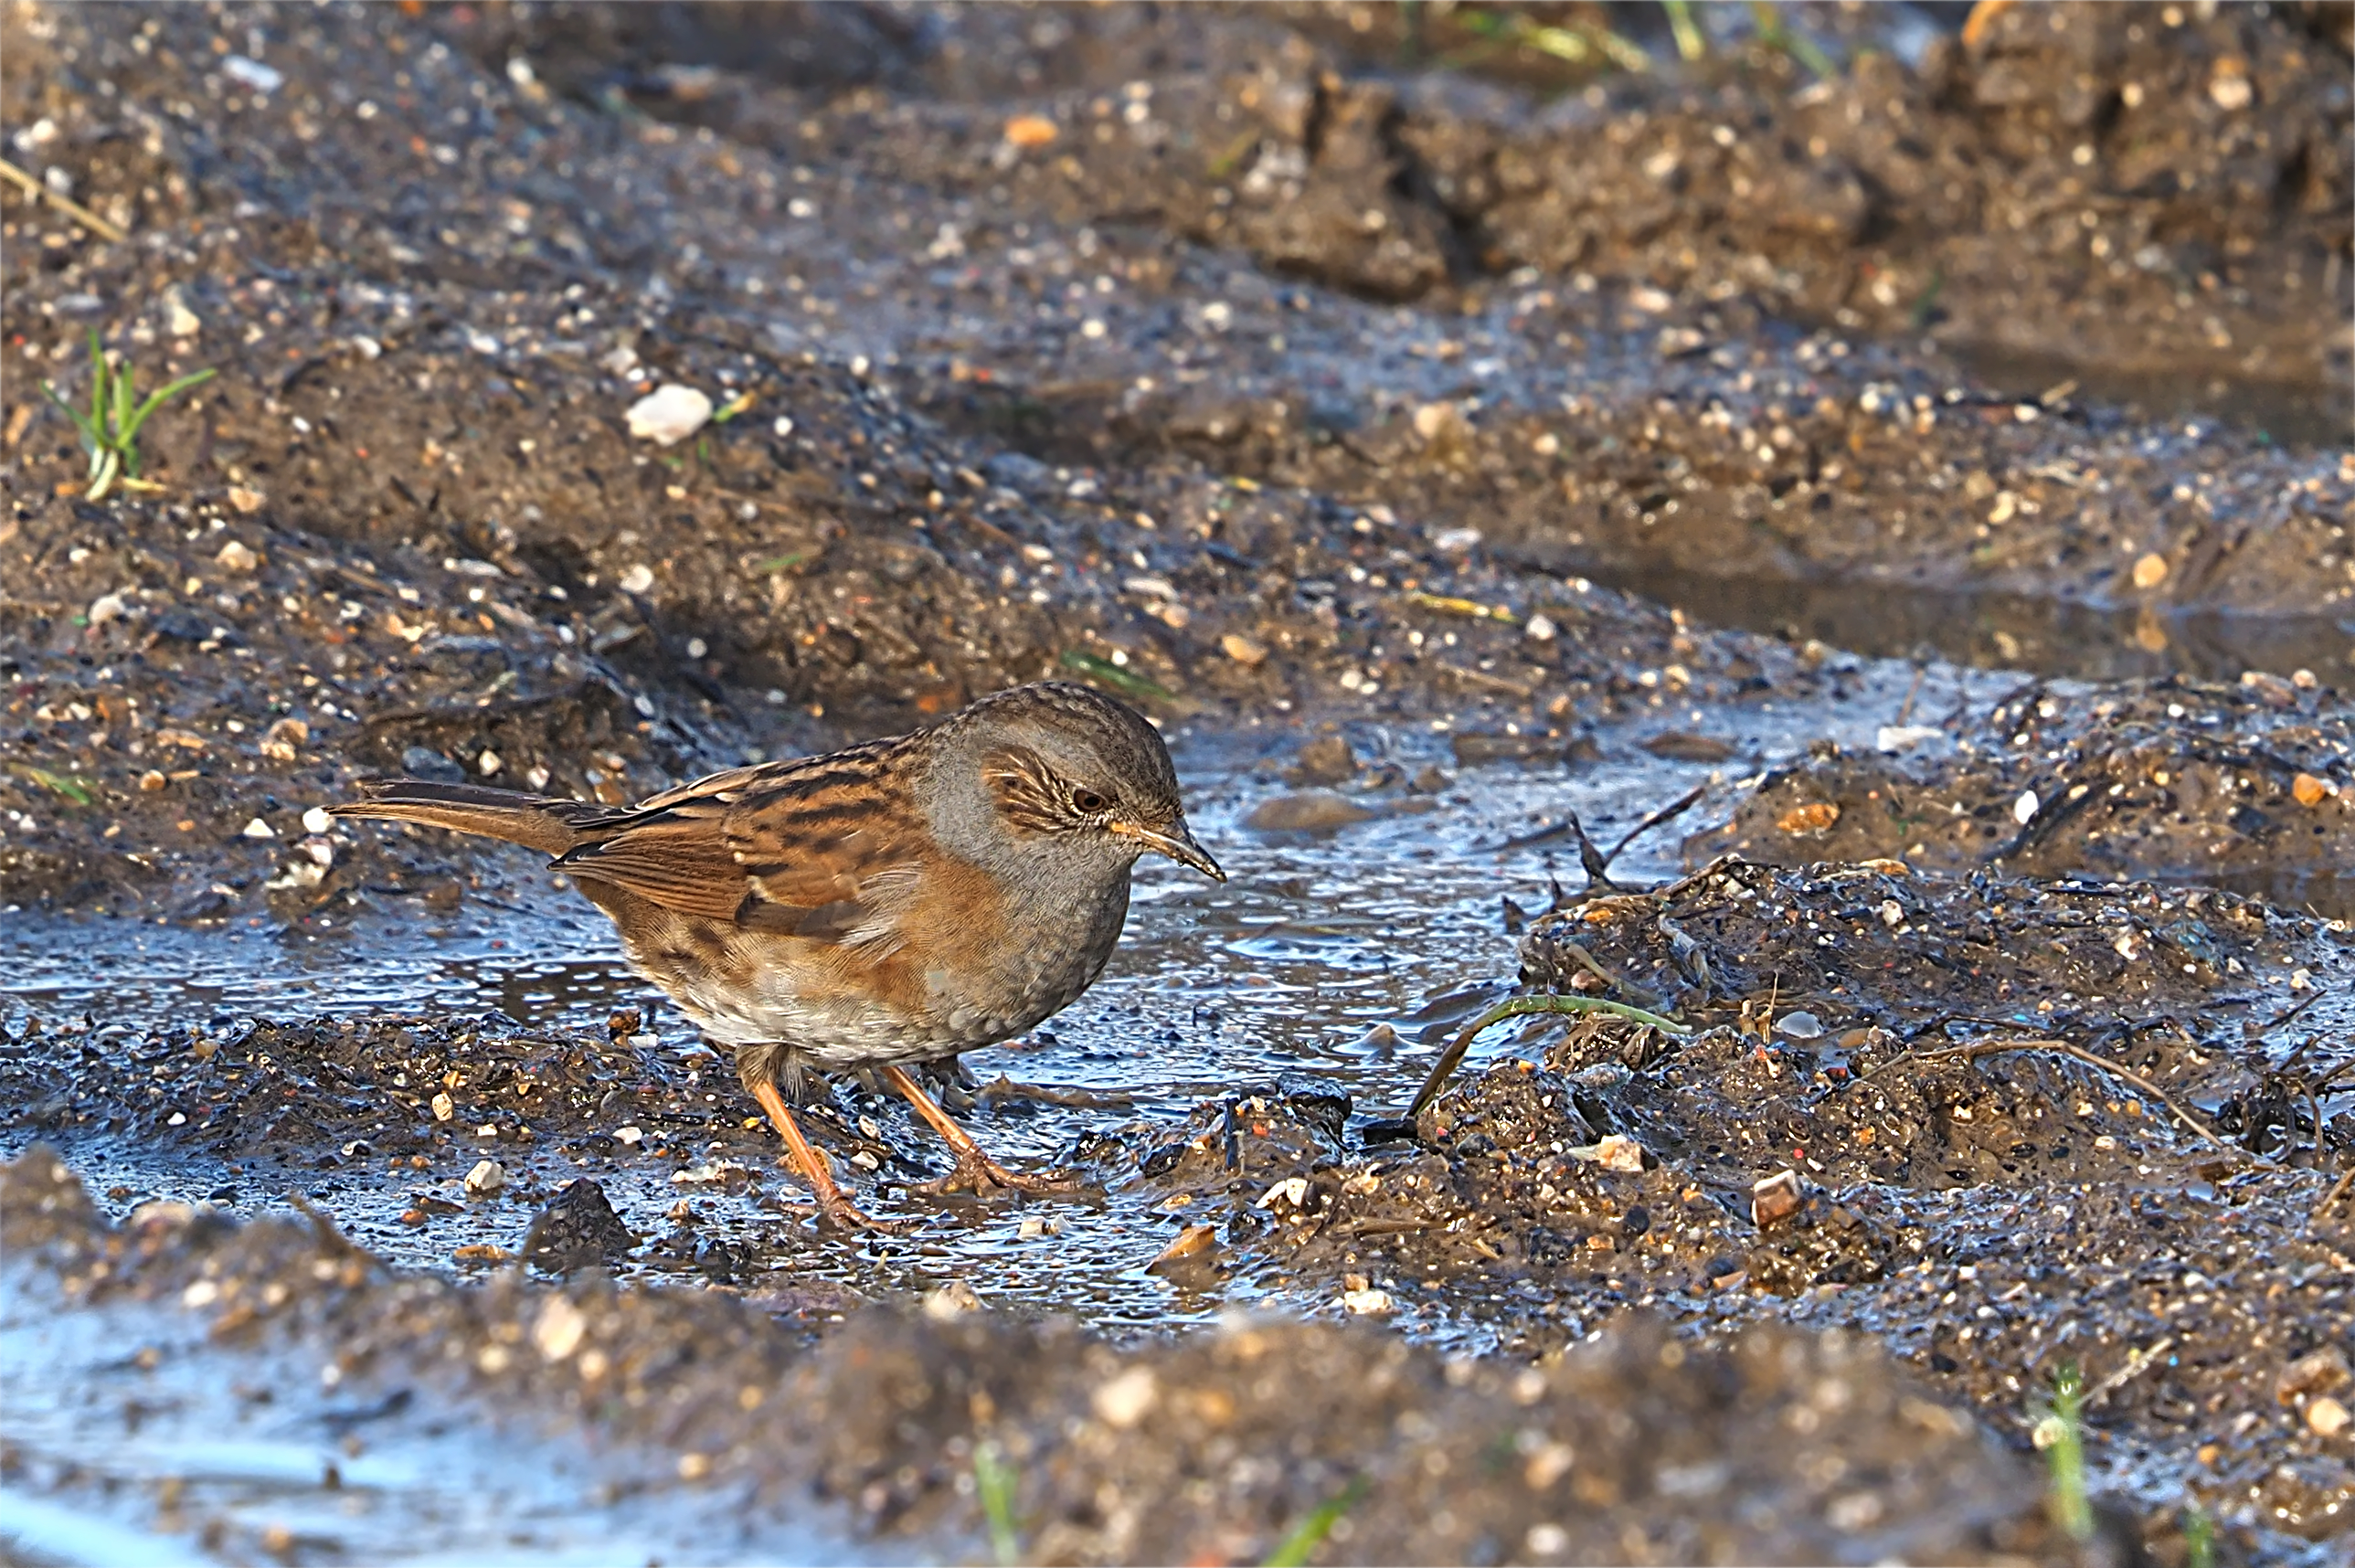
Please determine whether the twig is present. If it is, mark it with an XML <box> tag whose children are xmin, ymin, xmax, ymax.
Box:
<box><xmin>1408</xmin><ymin>994</ymin><xmax>1690</xmax><ymax>1117</ymax></box>
<box><xmin>0</xmin><ymin>155</ymin><xmax>128</xmax><ymax>242</ymax></box>
<box><xmin>2084</xmin><ymin>1334</ymin><xmax>2175</xmax><ymax>1410</ymax></box>
<box><xmin>2310</xmin><ymin>1167</ymin><xmax>2355</xmax><ymax>1230</ymax></box>
<box><xmin>1896</xmin><ymin>1038</ymin><xmax>2237</xmax><ymax>1154</ymax></box>
<box><xmin>1602</xmin><ymin>782</ymin><xmax>1709</xmax><ymax>869</ymax></box>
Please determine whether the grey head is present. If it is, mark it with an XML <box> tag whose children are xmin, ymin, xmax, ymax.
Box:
<box><xmin>918</xmin><ymin>681</ymin><xmax>1224</xmax><ymax>885</ymax></box>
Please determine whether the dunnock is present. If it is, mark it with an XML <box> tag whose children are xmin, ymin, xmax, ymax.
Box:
<box><xmin>334</xmin><ymin>681</ymin><xmax>1223</xmax><ymax>1229</ymax></box>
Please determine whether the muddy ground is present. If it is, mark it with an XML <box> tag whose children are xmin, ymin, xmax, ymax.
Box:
<box><xmin>4</xmin><ymin>3</ymin><xmax>2354</xmax><ymax>1564</ymax></box>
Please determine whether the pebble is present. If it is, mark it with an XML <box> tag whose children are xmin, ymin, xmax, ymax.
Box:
<box><xmin>222</xmin><ymin>54</ymin><xmax>284</xmax><ymax>94</ymax></box>
<box><xmin>216</xmin><ymin>540</ymin><xmax>260</xmax><ymax>573</ymax></box>
<box><xmin>1002</xmin><ymin>112</ymin><xmax>1059</xmax><ymax>148</ymax></box>
<box><xmin>532</xmin><ymin>1295</ymin><xmax>589</xmax><ymax>1361</ymax></box>
<box><xmin>2132</xmin><ymin>552</ymin><xmax>2169</xmax><ymax>588</ymax></box>
<box><xmin>1874</xmin><ymin>725</ymin><xmax>1944</xmax><ymax>754</ymax></box>
<box><xmin>302</xmin><ymin>806</ymin><xmax>334</xmax><ymax>835</ymax></box>
<box><xmin>1752</xmin><ymin>1168</ymin><xmax>1804</xmax><ymax>1228</ymax></box>
<box><xmin>1775</xmin><ymin>1011</ymin><xmax>1825</xmax><ymax>1041</ymax></box>
<box><xmin>239</xmin><ymin>817</ymin><xmax>276</xmax><ymax>839</ymax></box>
<box><xmin>463</xmin><ymin>1159</ymin><xmax>505</xmax><ymax>1196</ymax></box>
<box><xmin>1776</xmin><ymin>802</ymin><xmax>1839</xmax><ymax>833</ymax></box>
<box><xmin>614</xmin><ymin>1125</ymin><xmax>644</xmax><ymax>1146</ymax></box>
<box><xmin>1220</xmin><ymin>632</ymin><xmax>1268</xmax><ymax>665</ymax></box>
<box><xmin>625</xmin><ymin>384</ymin><xmax>714</xmax><ymax>445</ymax></box>
<box><xmin>2293</xmin><ymin>773</ymin><xmax>2334</xmax><ymax>807</ymax></box>
<box><xmin>2308</xmin><ymin>1397</ymin><xmax>2350</xmax><ymax>1437</ymax></box>
<box><xmin>2276</xmin><ymin>1346</ymin><xmax>2351</xmax><ymax>1404</ymax></box>
<box><xmin>430</xmin><ymin>1092</ymin><xmax>454</xmax><ymax>1121</ymax></box>
<box><xmin>2012</xmin><ymin>789</ymin><xmax>2041</xmax><ymax>825</ymax></box>
<box><xmin>921</xmin><ymin>1279</ymin><xmax>986</xmax><ymax>1319</ymax></box>
<box><xmin>1342</xmin><ymin>1287</ymin><xmax>1395</xmax><ymax>1315</ymax></box>
<box><xmin>86</xmin><ymin>592</ymin><xmax>129</xmax><ymax>626</ymax></box>
<box><xmin>1243</xmin><ymin>791</ymin><xmax>1375</xmax><ymax>832</ymax></box>
<box><xmin>1091</xmin><ymin>1367</ymin><xmax>1159</xmax><ymax>1428</ymax></box>
<box><xmin>618</xmin><ymin>563</ymin><xmax>656</xmax><ymax>594</ymax></box>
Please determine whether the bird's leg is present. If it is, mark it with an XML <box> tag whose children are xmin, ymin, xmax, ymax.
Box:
<box><xmin>883</xmin><ymin>1064</ymin><xmax>1085</xmax><ymax>1198</ymax></box>
<box><xmin>750</xmin><ymin>1079</ymin><xmax>907</xmax><ymax>1233</ymax></box>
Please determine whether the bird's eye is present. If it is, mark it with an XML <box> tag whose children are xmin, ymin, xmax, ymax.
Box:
<box><xmin>1070</xmin><ymin>788</ymin><xmax>1109</xmax><ymax>815</ymax></box>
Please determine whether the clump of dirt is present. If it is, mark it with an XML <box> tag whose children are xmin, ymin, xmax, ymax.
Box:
<box><xmin>2</xmin><ymin>1144</ymin><xmax>2083</xmax><ymax>1566</ymax></box>
<box><xmin>1693</xmin><ymin>671</ymin><xmax>2355</xmax><ymax>916</ymax></box>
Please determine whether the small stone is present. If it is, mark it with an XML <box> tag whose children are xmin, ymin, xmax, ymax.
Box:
<box><xmin>477</xmin><ymin>749</ymin><xmax>503</xmax><ymax>777</ymax></box>
<box><xmin>1776</xmin><ymin>801</ymin><xmax>1840</xmax><ymax>834</ymax></box>
<box><xmin>430</xmin><ymin>1092</ymin><xmax>454</xmax><ymax>1121</ymax></box>
<box><xmin>138</xmin><ymin>770</ymin><xmax>168</xmax><ymax>792</ymax></box>
<box><xmin>463</xmin><ymin>1159</ymin><xmax>505</xmax><ymax>1196</ymax></box>
<box><xmin>921</xmin><ymin>1280</ymin><xmax>986</xmax><ymax>1320</ymax></box>
<box><xmin>1003</xmin><ymin>112</ymin><xmax>1058</xmax><ymax>147</ymax></box>
<box><xmin>216</xmin><ymin>539</ymin><xmax>260</xmax><ymax>572</ymax></box>
<box><xmin>614</xmin><ymin>1125</ymin><xmax>644</xmax><ymax>1146</ymax></box>
<box><xmin>1775</xmin><ymin>1011</ymin><xmax>1825</xmax><ymax>1041</ymax></box>
<box><xmin>1091</xmin><ymin>1367</ymin><xmax>1159</xmax><ymax>1428</ymax></box>
<box><xmin>1752</xmin><ymin>1168</ymin><xmax>1804</xmax><ymax>1228</ymax></box>
<box><xmin>532</xmin><ymin>1295</ymin><xmax>589</xmax><ymax>1361</ymax></box>
<box><xmin>163</xmin><ymin>287</ymin><xmax>201</xmax><ymax>339</ymax></box>
<box><xmin>1592</xmin><ymin>1134</ymin><xmax>1646</xmax><ymax>1173</ymax></box>
<box><xmin>2293</xmin><ymin>773</ymin><xmax>2333</xmax><ymax>808</ymax></box>
<box><xmin>2132</xmin><ymin>552</ymin><xmax>2169</xmax><ymax>589</ymax></box>
<box><xmin>1523</xmin><ymin>614</ymin><xmax>1557</xmax><ymax>641</ymax></box>
<box><xmin>521</xmin><ymin>1178</ymin><xmax>637</xmax><ymax>1272</ymax></box>
<box><xmin>2209</xmin><ymin>60</ymin><xmax>2253</xmax><ymax>111</ymax></box>
<box><xmin>1220</xmin><ymin>632</ymin><xmax>1268</xmax><ymax>666</ymax></box>
<box><xmin>2277</xmin><ymin>1346</ymin><xmax>2351</xmax><ymax>1404</ymax></box>
<box><xmin>618</xmin><ymin>563</ymin><xmax>656</xmax><ymax>594</ymax></box>
<box><xmin>227</xmin><ymin>485</ymin><xmax>265</xmax><ymax>514</ymax></box>
<box><xmin>87</xmin><ymin>592</ymin><xmax>129</xmax><ymax>626</ymax></box>
<box><xmin>302</xmin><ymin>806</ymin><xmax>334</xmax><ymax>835</ymax></box>
<box><xmin>1342</xmin><ymin>1287</ymin><xmax>1394</xmax><ymax>1315</ymax></box>
<box><xmin>2308</xmin><ymin>1397</ymin><xmax>2350</xmax><ymax>1437</ymax></box>
<box><xmin>1243</xmin><ymin>791</ymin><xmax>1375</xmax><ymax>832</ymax></box>
<box><xmin>240</xmin><ymin>817</ymin><xmax>276</xmax><ymax>840</ymax></box>
<box><xmin>625</xmin><ymin>384</ymin><xmax>714</xmax><ymax>445</ymax></box>
<box><xmin>676</xmin><ymin>1452</ymin><xmax>712</xmax><ymax>1481</ymax></box>
<box><xmin>2012</xmin><ymin>789</ymin><xmax>2041</xmax><ymax>825</ymax></box>
<box><xmin>1148</xmin><ymin>1224</ymin><xmax>1219</xmax><ymax>1274</ymax></box>
<box><xmin>260</xmin><ymin>716</ymin><xmax>308</xmax><ymax>761</ymax></box>
<box><xmin>1289</xmin><ymin>734</ymin><xmax>1358</xmax><ymax>785</ymax></box>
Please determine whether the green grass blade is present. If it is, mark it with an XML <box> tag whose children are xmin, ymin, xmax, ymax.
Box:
<box><xmin>973</xmin><ymin>1440</ymin><xmax>1022</xmax><ymax>1567</ymax></box>
<box><xmin>2035</xmin><ymin>1363</ymin><xmax>2093</xmax><ymax>1542</ymax></box>
<box><xmin>1059</xmin><ymin>650</ymin><xmax>1173</xmax><ymax>703</ymax></box>
<box><xmin>1262</xmin><ymin>1477</ymin><xmax>1367</xmax><ymax>1568</ymax></box>
<box><xmin>85</xmin><ymin>328</ymin><xmax>107</xmax><ymax>430</ymax></box>
<box><xmin>2183</xmin><ymin>1505</ymin><xmax>2214</xmax><ymax>1568</ymax></box>
<box><xmin>1662</xmin><ymin>0</ymin><xmax>1707</xmax><ymax>60</ymax></box>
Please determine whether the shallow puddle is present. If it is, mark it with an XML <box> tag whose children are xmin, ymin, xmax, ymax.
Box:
<box><xmin>2</xmin><ymin>658</ymin><xmax>1992</xmax><ymax>1343</ymax></box>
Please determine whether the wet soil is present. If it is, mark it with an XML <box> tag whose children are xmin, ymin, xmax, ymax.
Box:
<box><xmin>5</xmin><ymin>3</ymin><xmax>2355</xmax><ymax>1564</ymax></box>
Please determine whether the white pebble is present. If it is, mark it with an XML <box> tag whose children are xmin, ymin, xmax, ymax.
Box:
<box><xmin>618</xmin><ymin>563</ymin><xmax>656</xmax><ymax>595</ymax></box>
<box><xmin>302</xmin><ymin>806</ymin><xmax>334</xmax><ymax>835</ymax></box>
<box><xmin>533</xmin><ymin>1296</ymin><xmax>588</xmax><ymax>1361</ymax></box>
<box><xmin>1342</xmin><ymin>1287</ymin><xmax>1394</xmax><ymax>1315</ymax></box>
<box><xmin>477</xmin><ymin>749</ymin><xmax>502</xmax><ymax>777</ymax></box>
<box><xmin>625</xmin><ymin>384</ymin><xmax>714</xmax><ymax>445</ymax></box>
<box><xmin>1090</xmin><ymin>1367</ymin><xmax>1159</xmax><ymax>1429</ymax></box>
<box><xmin>240</xmin><ymin>817</ymin><xmax>276</xmax><ymax>839</ymax></box>
<box><xmin>464</xmin><ymin>1159</ymin><xmax>505</xmax><ymax>1196</ymax></box>
<box><xmin>2012</xmin><ymin>789</ymin><xmax>2040</xmax><ymax>825</ymax></box>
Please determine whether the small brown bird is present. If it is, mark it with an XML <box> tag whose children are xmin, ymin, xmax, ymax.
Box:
<box><xmin>333</xmin><ymin>681</ymin><xmax>1223</xmax><ymax>1229</ymax></box>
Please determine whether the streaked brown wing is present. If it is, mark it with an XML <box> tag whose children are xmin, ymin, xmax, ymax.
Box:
<box><xmin>553</xmin><ymin>737</ymin><xmax>923</xmax><ymax>944</ymax></box>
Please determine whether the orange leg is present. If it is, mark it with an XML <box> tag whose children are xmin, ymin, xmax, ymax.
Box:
<box><xmin>750</xmin><ymin>1079</ymin><xmax>906</xmax><ymax>1233</ymax></box>
<box><xmin>882</xmin><ymin>1065</ymin><xmax>1085</xmax><ymax>1198</ymax></box>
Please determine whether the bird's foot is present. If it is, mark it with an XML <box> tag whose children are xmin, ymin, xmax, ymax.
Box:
<box><xmin>913</xmin><ymin>1151</ymin><xmax>1087</xmax><ymax>1200</ymax></box>
<box><xmin>810</xmin><ymin>1184</ymin><xmax>916</xmax><ymax>1234</ymax></box>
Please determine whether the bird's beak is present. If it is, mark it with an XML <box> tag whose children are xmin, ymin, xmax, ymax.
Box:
<box><xmin>1110</xmin><ymin>817</ymin><xmax>1225</xmax><ymax>882</ymax></box>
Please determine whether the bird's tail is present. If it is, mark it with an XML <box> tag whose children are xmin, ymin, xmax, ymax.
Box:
<box><xmin>329</xmin><ymin>779</ymin><xmax>616</xmax><ymax>857</ymax></box>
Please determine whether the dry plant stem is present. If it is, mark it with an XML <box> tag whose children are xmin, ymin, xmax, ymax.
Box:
<box><xmin>1409</xmin><ymin>994</ymin><xmax>1692</xmax><ymax>1118</ymax></box>
<box><xmin>1898</xmin><ymin>1038</ymin><xmax>2239</xmax><ymax>1154</ymax></box>
<box><xmin>2310</xmin><ymin>1166</ymin><xmax>2355</xmax><ymax>1228</ymax></box>
<box><xmin>0</xmin><ymin>155</ymin><xmax>128</xmax><ymax>241</ymax></box>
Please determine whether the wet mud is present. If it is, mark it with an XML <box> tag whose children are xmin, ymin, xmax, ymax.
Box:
<box><xmin>5</xmin><ymin>2</ymin><xmax>2354</xmax><ymax>1564</ymax></box>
